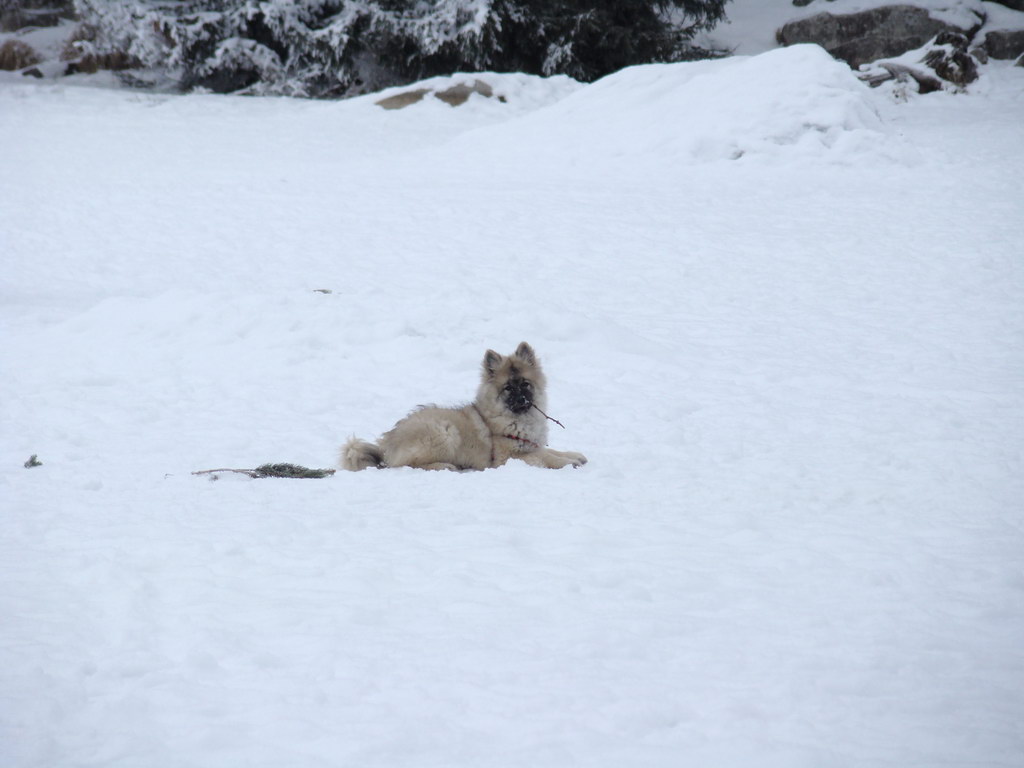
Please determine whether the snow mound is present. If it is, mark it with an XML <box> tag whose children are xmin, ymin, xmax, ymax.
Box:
<box><xmin>455</xmin><ymin>44</ymin><xmax>897</xmax><ymax>166</ymax></box>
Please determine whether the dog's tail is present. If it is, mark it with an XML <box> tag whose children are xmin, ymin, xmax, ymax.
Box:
<box><xmin>340</xmin><ymin>437</ymin><xmax>385</xmax><ymax>471</ymax></box>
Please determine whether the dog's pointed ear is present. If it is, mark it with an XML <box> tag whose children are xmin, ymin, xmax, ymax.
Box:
<box><xmin>514</xmin><ymin>342</ymin><xmax>536</xmax><ymax>366</ymax></box>
<box><xmin>483</xmin><ymin>349</ymin><xmax>502</xmax><ymax>378</ymax></box>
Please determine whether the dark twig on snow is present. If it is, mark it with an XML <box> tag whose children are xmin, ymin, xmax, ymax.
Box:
<box><xmin>192</xmin><ymin>467</ymin><xmax>262</xmax><ymax>478</ymax></box>
<box><xmin>192</xmin><ymin>463</ymin><xmax>336</xmax><ymax>479</ymax></box>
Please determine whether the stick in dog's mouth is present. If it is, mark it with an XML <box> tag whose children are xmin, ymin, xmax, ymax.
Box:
<box><xmin>532</xmin><ymin>403</ymin><xmax>565</xmax><ymax>429</ymax></box>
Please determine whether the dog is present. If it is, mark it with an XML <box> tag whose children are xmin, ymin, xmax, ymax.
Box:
<box><xmin>340</xmin><ymin>342</ymin><xmax>587</xmax><ymax>471</ymax></box>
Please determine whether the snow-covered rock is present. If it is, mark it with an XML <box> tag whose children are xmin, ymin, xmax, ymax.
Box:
<box><xmin>377</xmin><ymin>78</ymin><xmax>501</xmax><ymax>110</ymax></box>
<box><xmin>775</xmin><ymin>4</ymin><xmax>982</xmax><ymax>68</ymax></box>
<box><xmin>984</xmin><ymin>27</ymin><xmax>1024</xmax><ymax>57</ymax></box>
<box><xmin>0</xmin><ymin>38</ymin><xmax>41</xmax><ymax>70</ymax></box>
<box><xmin>0</xmin><ymin>0</ymin><xmax>74</xmax><ymax>32</ymax></box>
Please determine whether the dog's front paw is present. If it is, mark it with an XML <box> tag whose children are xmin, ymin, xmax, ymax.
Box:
<box><xmin>568</xmin><ymin>452</ymin><xmax>588</xmax><ymax>468</ymax></box>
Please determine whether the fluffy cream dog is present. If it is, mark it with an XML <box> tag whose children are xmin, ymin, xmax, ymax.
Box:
<box><xmin>341</xmin><ymin>342</ymin><xmax>587</xmax><ymax>471</ymax></box>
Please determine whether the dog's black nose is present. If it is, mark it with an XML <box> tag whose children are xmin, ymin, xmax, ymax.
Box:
<box><xmin>504</xmin><ymin>379</ymin><xmax>533</xmax><ymax>414</ymax></box>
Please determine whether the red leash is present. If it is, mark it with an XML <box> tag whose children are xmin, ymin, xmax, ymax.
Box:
<box><xmin>503</xmin><ymin>434</ymin><xmax>540</xmax><ymax>450</ymax></box>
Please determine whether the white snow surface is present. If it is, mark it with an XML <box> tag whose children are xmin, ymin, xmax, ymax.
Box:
<box><xmin>3</xmin><ymin>43</ymin><xmax>1024</xmax><ymax>768</ymax></box>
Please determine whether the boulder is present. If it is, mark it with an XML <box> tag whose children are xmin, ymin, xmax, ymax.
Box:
<box><xmin>861</xmin><ymin>28</ymin><xmax>980</xmax><ymax>92</ymax></box>
<box><xmin>0</xmin><ymin>38</ymin><xmax>41</xmax><ymax>70</ymax></box>
<box><xmin>776</xmin><ymin>5</ymin><xmax>980</xmax><ymax>68</ymax></box>
<box><xmin>989</xmin><ymin>0</ymin><xmax>1024</xmax><ymax>11</ymax></box>
<box><xmin>60</xmin><ymin>23</ymin><xmax>139</xmax><ymax>74</ymax></box>
<box><xmin>435</xmin><ymin>79</ymin><xmax>493</xmax><ymax>106</ymax></box>
<box><xmin>860</xmin><ymin>61</ymin><xmax>944</xmax><ymax>94</ymax></box>
<box><xmin>64</xmin><ymin>51</ymin><xmax>138</xmax><ymax>76</ymax></box>
<box><xmin>984</xmin><ymin>29</ymin><xmax>1024</xmax><ymax>60</ymax></box>
<box><xmin>0</xmin><ymin>0</ymin><xmax>75</xmax><ymax>33</ymax></box>
<box><xmin>182</xmin><ymin>66</ymin><xmax>262</xmax><ymax>94</ymax></box>
<box><xmin>376</xmin><ymin>88</ymin><xmax>430</xmax><ymax>110</ymax></box>
<box><xmin>922</xmin><ymin>30</ymin><xmax>978</xmax><ymax>87</ymax></box>
<box><xmin>376</xmin><ymin>79</ymin><xmax>503</xmax><ymax>110</ymax></box>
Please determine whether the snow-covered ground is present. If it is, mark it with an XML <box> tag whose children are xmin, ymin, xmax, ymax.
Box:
<box><xmin>3</xmin><ymin>24</ymin><xmax>1024</xmax><ymax>768</ymax></box>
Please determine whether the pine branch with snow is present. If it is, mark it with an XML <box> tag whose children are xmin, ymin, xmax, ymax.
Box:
<box><xmin>72</xmin><ymin>0</ymin><xmax>729</xmax><ymax>97</ymax></box>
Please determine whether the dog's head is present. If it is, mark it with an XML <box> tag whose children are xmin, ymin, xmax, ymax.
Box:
<box><xmin>482</xmin><ymin>342</ymin><xmax>546</xmax><ymax>415</ymax></box>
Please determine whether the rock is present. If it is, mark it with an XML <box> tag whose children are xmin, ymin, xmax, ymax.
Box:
<box><xmin>186</xmin><ymin>68</ymin><xmax>261</xmax><ymax>94</ymax></box>
<box><xmin>0</xmin><ymin>1</ymin><xmax>75</xmax><ymax>33</ymax></box>
<box><xmin>860</xmin><ymin>62</ymin><xmax>944</xmax><ymax>94</ymax></box>
<box><xmin>776</xmin><ymin>5</ymin><xmax>979</xmax><ymax>69</ymax></box>
<box><xmin>376</xmin><ymin>79</ymin><xmax>503</xmax><ymax>110</ymax></box>
<box><xmin>22</xmin><ymin>66</ymin><xmax>44</xmax><ymax>78</ymax></box>
<box><xmin>922</xmin><ymin>30</ymin><xmax>978</xmax><ymax>87</ymax></box>
<box><xmin>60</xmin><ymin>22</ymin><xmax>95</xmax><ymax>61</ymax></box>
<box><xmin>0</xmin><ymin>38</ymin><xmax>41</xmax><ymax>70</ymax></box>
<box><xmin>862</xmin><ymin>28</ymin><xmax>980</xmax><ymax>92</ymax></box>
<box><xmin>63</xmin><ymin>50</ymin><xmax>137</xmax><ymax>75</ymax></box>
<box><xmin>989</xmin><ymin>0</ymin><xmax>1024</xmax><ymax>11</ymax></box>
<box><xmin>435</xmin><ymin>79</ymin><xmax>493</xmax><ymax>106</ymax></box>
<box><xmin>55</xmin><ymin>22</ymin><xmax>139</xmax><ymax>75</ymax></box>
<box><xmin>984</xmin><ymin>29</ymin><xmax>1024</xmax><ymax>60</ymax></box>
<box><xmin>376</xmin><ymin>88</ymin><xmax>430</xmax><ymax>110</ymax></box>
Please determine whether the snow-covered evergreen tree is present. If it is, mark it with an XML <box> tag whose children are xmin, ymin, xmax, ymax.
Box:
<box><xmin>73</xmin><ymin>0</ymin><xmax>729</xmax><ymax>97</ymax></box>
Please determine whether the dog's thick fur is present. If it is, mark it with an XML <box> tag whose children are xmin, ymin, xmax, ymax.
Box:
<box><xmin>341</xmin><ymin>342</ymin><xmax>587</xmax><ymax>472</ymax></box>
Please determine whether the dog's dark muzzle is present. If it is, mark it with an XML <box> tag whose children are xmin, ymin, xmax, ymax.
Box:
<box><xmin>503</xmin><ymin>378</ymin><xmax>534</xmax><ymax>414</ymax></box>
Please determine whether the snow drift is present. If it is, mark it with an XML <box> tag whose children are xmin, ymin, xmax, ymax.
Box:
<box><xmin>449</xmin><ymin>44</ymin><xmax>896</xmax><ymax>166</ymax></box>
